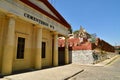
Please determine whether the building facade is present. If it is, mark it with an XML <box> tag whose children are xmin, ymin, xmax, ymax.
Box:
<box><xmin>0</xmin><ymin>0</ymin><xmax>71</xmax><ymax>75</ymax></box>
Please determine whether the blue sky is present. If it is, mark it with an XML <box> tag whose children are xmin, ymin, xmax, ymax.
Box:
<box><xmin>49</xmin><ymin>0</ymin><xmax>120</xmax><ymax>46</ymax></box>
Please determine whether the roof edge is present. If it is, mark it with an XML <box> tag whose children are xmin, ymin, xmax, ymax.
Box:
<box><xmin>20</xmin><ymin>0</ymin><xmax>71</xmax><ymax>29</ymax></box>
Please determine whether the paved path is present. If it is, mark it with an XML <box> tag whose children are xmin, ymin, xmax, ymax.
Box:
<box><xmin>1</xmin><ymin>55</ymin><xmax>119</xmax><ymax>80</ymax></box>
<box><xmin>70</xmin><ymin>55</ymin><xmax>120</xmax><ymax>80</ymax></box>
<box><xmin>3</xmin><ymin>64</ymin><xmax>84</xmax><ymax>80</ymax></box>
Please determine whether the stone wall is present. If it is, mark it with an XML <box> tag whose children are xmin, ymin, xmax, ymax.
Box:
<box><xmin>72</xmin><ymin>50</ymin><xmax>94</xmax><ymax>64</ymax></box>
<box><xmin>72</xmin><ymin>50</ymin><xmax>116</xmax><ymax>65</ymax></box>
<box><xmin>94</xmin><ymin>52</ymin><xmax>116</xmax><ymax>63</ymax></box>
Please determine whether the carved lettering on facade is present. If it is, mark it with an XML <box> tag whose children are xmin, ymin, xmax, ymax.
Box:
<box><xmin>24</xmin><ymin>13</ymin><xmax>54</xmax><ymax>29</ymax></box>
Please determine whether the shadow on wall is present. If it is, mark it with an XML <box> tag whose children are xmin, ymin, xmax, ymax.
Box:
<box><xmin>58</xmin><ymin>47</ymin><xmax>72</xmax><ymax>66</ymax></box>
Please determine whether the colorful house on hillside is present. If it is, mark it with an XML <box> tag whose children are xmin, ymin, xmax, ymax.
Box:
<box><xmin>58</xmin><ymin>26</ymin><xmax>115</xmax><ymax>64</ymax></box>
<box><xmin>0</xmin><ymin>0</ymin><xmax>71</xmax><ymax>75</ymax></box>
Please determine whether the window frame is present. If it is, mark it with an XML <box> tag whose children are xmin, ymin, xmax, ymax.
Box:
<box><xmin>16</xmin><ymin>37</ymin><xmax>25</xmax><ymax>59</ymax></box>
<box><xmin>15</xmin><ymin>33</ymin><xmax>28</xmax><ymax>60</ymax></box>
<box><xmin>42</xmin><ymin>41</ymin><xmax>46</xmax><ymax>58</ymax></box>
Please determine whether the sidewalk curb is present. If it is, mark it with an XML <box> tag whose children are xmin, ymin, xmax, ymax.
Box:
<box><xmin>106</xmin><ymin>55</ymin><xmax>119</xmax><ymax>65</ymax></box>
<box><xmin>94</xmin><ymin>55</ymin><xmax>119</xmax><ymax>66</ymax></box>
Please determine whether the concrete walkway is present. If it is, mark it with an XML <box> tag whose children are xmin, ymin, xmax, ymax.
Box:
<box><xmin>2</xmin><ymin>64</ymin><xmax>84</xmax><ymax>80</ymax></box>
<box><xmin>1</xmin><ymin>55</ymin><xmax>119</xmax><ymax>80</ymax></box>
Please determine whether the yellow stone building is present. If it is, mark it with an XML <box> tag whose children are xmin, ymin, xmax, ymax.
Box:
<box><xmin>0</xmin><ymin>0</ymin><xmax>71</xmax><ymax>75</ymax></box>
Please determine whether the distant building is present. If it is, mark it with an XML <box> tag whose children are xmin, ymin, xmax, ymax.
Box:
<box><xmin>58</xmin><ymin>26</ymin><xmax>115</xmax><ymax>64</ymax></box>
<box><xmin>0</xmin><ymin>0</ymin><xmax>71</xmax><ymax>75</ymax></box>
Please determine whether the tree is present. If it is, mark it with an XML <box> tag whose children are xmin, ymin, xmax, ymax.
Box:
<box><xmin>73</xmin><ymin>30</ymin><xmax>79</xmax><ymax>38</ymax></box>
<box><xmin>89</xmin><ymin>33</ymin><xmax>97</xmax><ymax>43</ymax></box>
<box><xmin>73</xmin><ymin>30</ymin><xmax>79</xmax><ymax>34</ymax></box>
<box><xmin>68</xmin><ymin>27</ymin><xmax>73</xmax><ymax>34</ymax></box>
